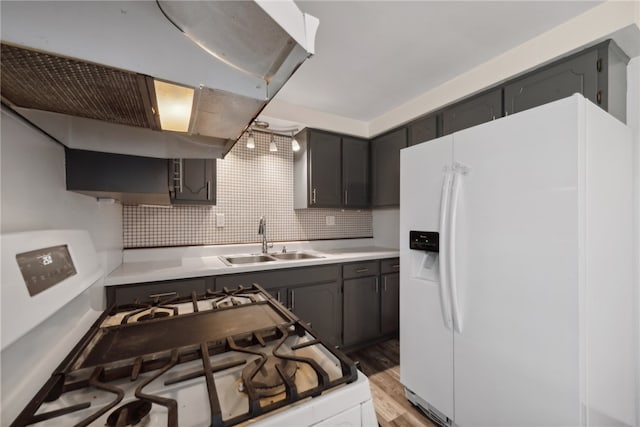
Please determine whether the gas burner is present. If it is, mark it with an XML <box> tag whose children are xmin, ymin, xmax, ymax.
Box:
<box><xmin>137</xmin><ymin>311</ymin><xmax>171</xmax><ymax>322</ymax></box>
<box><xmin>120</xmin><ymin>306</ymin><xmax>177</xmax><ymax>325</ymax></box>
<box><xmin>241</xmin><ymin>356</ymin><xmax>298</xmax><ymax>397</ymax></box>
<box><xmin>106</xmin><ymin>400</ymin><xmax>152</xmax><ymax>426</ymax></box>
<box><xmin>213</xmin><ymin>295</ymin><xmax>255</xmax><ymax>309</ymax></box>
<box><xmin>13</xmin><ymin>285</ymin><xmax>360</xmax><ymax>427</ymax></box>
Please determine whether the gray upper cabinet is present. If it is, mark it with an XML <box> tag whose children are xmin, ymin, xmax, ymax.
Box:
<box><xmin>371</xmin><ymin>127</ymin><xmax>407</xmax><ymax>207</ymax></box>
<box><xmin>170</xmin><ymin>158</ymin><xmax>216</xmax><ymax>205</ymax></box>
<box><xmin>294</xmin><ymin>129</ymin><xmax>369</xmax><ymax>209</ymax></box>
<box><xmin>294</xmin><ymin>129</ymin><xmax>342</xmax><ymax>208</ymax></box>
<box><xmin>342</xmin><ymin>136</ymin><xmax>370</xmax><ymax>208</ymax></box>
<box><xmin>441</xmin><ymin>89</ymin><xmax>502</xmax><ymax>136</ymax></box>
<box><xmin>408</xmin><ymin>114</ymin><xmax>438</xmax><ymax>146</ymax></box>
<box><xmin>505</xmin><ymin>40</ymin><xmax>628</xmax><ymax>123</ymax></box>
<box><xmin>65</xmin><ymin>148</ymin><xmax>170</xmax><ymax>205</ymax></box>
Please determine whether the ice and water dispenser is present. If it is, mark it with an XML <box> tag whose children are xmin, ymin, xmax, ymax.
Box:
<box><xmin>409</xmin><ymin>231</ymin><xmax>440</xmax><ymax>281</ymax></box>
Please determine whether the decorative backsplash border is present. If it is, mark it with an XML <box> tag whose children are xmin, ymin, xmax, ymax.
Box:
<box><xmin>123</xmin><ymin>132</ymin><xmax>373</xmax><ymax>248</ymax></box>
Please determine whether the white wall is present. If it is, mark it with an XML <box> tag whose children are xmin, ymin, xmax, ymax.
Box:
<box><xmin>372</xmin><ymin>208</ymin><xmax>400</xmax><ymax>249</ymax></box>
<box><xmin>0</xmin><ymin>108</ymin><xmax>123</xmax><ymax>274</ymax></box>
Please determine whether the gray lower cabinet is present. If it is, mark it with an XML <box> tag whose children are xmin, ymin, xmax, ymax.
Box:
<box><xmin>343</xmin><ymin>276</ymin><xmax>380</xmax><ymax>348</ymax></box>
<box><xmin>380</xmin><ymin>258</ymin><xmax>400</xmax><ymax>336</ymax></box>
<box><xmin>442</xmin><ymin>89</ymin><xmax>502</xmax><ymax>136</ymax></box>
<box><xmin>504</xmin><ymin>40</ymin><xmax>628</xmax><ymax>123</ymax></box>
<box><xmin>106</xmin><ymin>276</ymin><xmax>211</xmax><ymax>307</ymax></box>
<box><xmin>170</xmin><ymin>158</ymin><xmax>216</xmax><ymax>205</ymax></box>
<box><xmin>371</xmin><ymin>127</ymin><xmax>407</xmax><ymax>207</ymax></box>
<box><xmin>381</xmin><ymin>273</ymin><xmax>399</xmax><ymax>336</ymax></box>
<box><xmin>407</xmin><ymin>114</ymin><xmax>438</xmax><ymax>146</ymax></box>
<box><xmin>342</xmin><ymin>136</ymin><xmax>370</xmax><ymax>208</ymax></box>
<box><xmin>342</xmin><ymin>260</ymin><xmax>381</xmax><ymax>348</ymax></box>
<box><xmin>107</xmin><ymin>258</ymin><xmax>399</xmax><ymax>349</ymax></box>
<box><xmin>290</xmin><ymin>281</ymin><xmax>342</xmax><ymax>347</ymax></box>
<box><xmin>215</xmin><ymin>264</ymin><xmax>342</xmax><ymax>347</ymax></box>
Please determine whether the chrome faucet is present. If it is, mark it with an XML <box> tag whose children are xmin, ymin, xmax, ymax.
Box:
<box><xmin>258</xmin><ymin>216</ymin><xmax>272</xmax><ymax>253</ymax></box>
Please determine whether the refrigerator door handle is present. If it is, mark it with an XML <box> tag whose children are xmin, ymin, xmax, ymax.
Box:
<box><xmin>439</xmin><ymin>170</ymin><xmax>454</xmax><ymax>329</ymax></box>
<box><xmin>449</xmin><ymin>163</ymin><xmax>468</xmax><ymax>333</ymax></box>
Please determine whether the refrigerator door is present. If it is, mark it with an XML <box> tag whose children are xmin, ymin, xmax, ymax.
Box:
<box><xmin>451</xmin><ymin>96</ymin><xmax>582</xmax><ymax>426</ymax></box>
<box><xmin>399</xmin><ymin>136</ymin><xmax>455</xmax><ymax>421</ymax></box>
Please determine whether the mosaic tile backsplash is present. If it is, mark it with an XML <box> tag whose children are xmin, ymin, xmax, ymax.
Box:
<box><xmin>123</xmin><ymin>132</ymin><xmax>373</xmax><ymax>248</ymax></box>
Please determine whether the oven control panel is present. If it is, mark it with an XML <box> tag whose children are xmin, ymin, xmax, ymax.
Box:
<box><xmin>409</xmin><ymin>231</ymin><xmax>439</xmax><ymax>252</ymax></box>
<box><xmin>16</xmin><ymin>245</ymin><xmax>77</xmax><ymax>296</ymax></box>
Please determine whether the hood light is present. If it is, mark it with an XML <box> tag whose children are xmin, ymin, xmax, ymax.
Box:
<box><xmin>269</xmin><ymin>134</ymin><xmax>278</xmax><ymax>152</ymax></box>
<box><xmin>291</xmin><ymin>132</ymin><xmax>300</xmax><ymax>152</ymax></box>
<box><xmin>246</xmin><ymin>131</ymin><xmax>255</xmax><ymax>149</ymax></box>
<box><xmin>154</xmin><ymin>80</ymin><xmax>194</xmax><ymax>132</ymax></box>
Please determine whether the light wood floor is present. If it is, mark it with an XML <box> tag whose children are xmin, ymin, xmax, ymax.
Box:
<box><xmin>348</xmin><ymin>339</ymin><xmax>436</xmax><ymax>427</ymax></box>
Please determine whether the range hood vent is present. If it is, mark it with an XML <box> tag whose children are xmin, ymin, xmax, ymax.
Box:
<box><xmin>0</xmin><ymin>1</ymin><xmax>318</xmax><ymax>159</ymax></box>
<box><xmin>1</xmin><ymin>44</ymin><xmax>159</xmax><ymax>130</ymax></box>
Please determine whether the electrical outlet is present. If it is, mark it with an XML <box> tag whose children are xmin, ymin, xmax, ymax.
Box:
<box><xmin>326</xmin><ymin>215</ymin><xmax>335</xmax><ymax>226</ymax></box>
<box><xmin>216</xmin><ymin>213</ymin><xmax>225</xmax><ymax>227</ymax></box>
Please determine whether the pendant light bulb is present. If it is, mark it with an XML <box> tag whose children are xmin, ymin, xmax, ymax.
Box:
<box><xmin>246</xmin><ymin>131</ymin><xmax>255</xmax><ymax>149</ymax></box>
<box><xmin>269</xmin><ymin>134</ymin><xmax>278</xmax><ymax>152</ymax></box>
<box><xmin>291</xmin><ymin>132</ymin><xmax>300</xmax><ymax>152</ymax></box>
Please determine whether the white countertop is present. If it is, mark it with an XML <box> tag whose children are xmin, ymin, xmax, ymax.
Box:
<box><xmin>105</xmin><ymin>239</ymin><xmax>399</xmax><ymax>285</ymax></box>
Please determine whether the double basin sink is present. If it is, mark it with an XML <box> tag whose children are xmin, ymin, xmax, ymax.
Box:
<box><xmin>219</xmin><ymin>252</ymin><xmax>323</xmax><ymax>266</ymax></box>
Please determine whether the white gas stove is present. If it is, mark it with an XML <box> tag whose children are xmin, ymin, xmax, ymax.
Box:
<box><xmin>1</xmin><ymin>230</ymin><xmax>376</xmax><ymax>427</ymax></box>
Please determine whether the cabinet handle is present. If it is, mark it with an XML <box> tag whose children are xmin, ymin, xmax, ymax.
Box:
<box><xmin>178</xmin><ymin>159</ymin><xmax>183</xmax><ymax>193</ymax></box>
<box><xmin>345</xmin><ymin>189</ymin><xmax>348</xmax><ymax>205</ymax></box>
<box><xmin>312</xmin><ymin>188</ymin><xmax>317</xmax><ymax>204</ymax></box>
<box><xmin>384</xmin><ymin>276</ymin><xmax>387</xmax><ymax>292</ymax></box>
<box><xmin>148</xmin><ymin>291</ymin><xmax>177</xmax><ymax>299</ymax></box>
<box><xmin>391</xmin><ymin>264</ymin><xmax>400</xmax><ymax>269</ymax></box>
<box><xmin>290</xmin><ymin>290</ymin><xmax>295</xmax><ymax>311</ymax></box>
<box><xmin>356</xmin><ymin>268</ymin><xmax>369</xmax><ymax>273</ymax></box>
<box><xmin>206</xmin><ymin>181</ymin><xmax>211</xmax><ymax>200</ymax></box>
<box><xmin>375</xmin><ymin>277</ymin><xmax>379</xmax><ymax>293</ymax></box>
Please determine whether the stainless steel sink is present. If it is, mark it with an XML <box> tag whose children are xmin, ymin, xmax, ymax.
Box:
<box><xmin>220</xmin><ymin>254</ymin><xmax>277</xmax><ymax>265</ymax></box>
<box><xmin>270</xmin><ymin>252</ymin><xmax>323</xmax><ymax>260</ymax></box>
<box><xmin>219</xmin><ymin>251</ymin><xmax>324</xmax><ymax>266</ymax></box>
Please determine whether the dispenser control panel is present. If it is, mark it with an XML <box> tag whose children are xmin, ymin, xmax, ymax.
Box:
<box><xmin>409</xmin><ymin>231</ymin><xmax>439</xmax><ymax>252</ymax></box>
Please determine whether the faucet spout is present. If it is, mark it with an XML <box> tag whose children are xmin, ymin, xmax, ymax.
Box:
<box><xmin>258</xmin><ymin>216</ymin><xmax>269</xmax><ymax>253</ymax></box>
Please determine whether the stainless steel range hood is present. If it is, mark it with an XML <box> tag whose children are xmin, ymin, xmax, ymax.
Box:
<box><xmin>0</xmin><ymin>1</ymin><xmax>318</xmax><ymax>159</ymax></box>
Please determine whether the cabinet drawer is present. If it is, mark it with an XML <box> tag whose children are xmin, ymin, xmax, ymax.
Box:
<box><xmin>380</xmin><ymin>258</ymin><xmax>400</xmax><ymax>274</ymax></box>
<box><xmin>216</xmin><ymin>265</ymin><xmax>341</xmax><ymax>291</ymax></box>
<box><xmin>343</xmin><ymin>261</ymin><xmax>379</xmax><ymax>279</ymax></box>
<box><xmin>106</xmin><ymin>277</ymin><xmax>210</xmax><ymax>307</ymax></box>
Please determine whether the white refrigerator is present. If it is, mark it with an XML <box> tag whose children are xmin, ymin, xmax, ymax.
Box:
<box><xmin>399</xmin><ymin>95</ymin><xmax>636</xmax><ymax>427</ymax></box>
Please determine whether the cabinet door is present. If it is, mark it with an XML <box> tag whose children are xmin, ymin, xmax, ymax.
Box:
<box><xmin>309</xmin><ymin>131</ymin><xmax>342</xmax><ymax>207</ymax></box>
<box><xmin>342</xmin><ymin>136</ymin><xmax>370</xmax><ymax>208</ymax></box>
<box><xmin>291</xmin><ymin>281</ymin><xmax>342</xmax><ymax>347</ymax></box>
<box><xmin>381</xmin><ymin>273</ymin><xmax>399</xmax><ymax>336</ymax></box>
<box><xmin>171</xmin><ymin>159</ymin><xmax>216</xmax><ymax>204</ymax></box>
<box><xmin>371</xmin><ymin>127</ymin><xmax>407</xmax><ymax>207</ymax></box>
<box><xmin>504</xmin><ymin>50</ymin><xmax>597</xmax><ymax>116</ymax></box>
<box><xmin>266</xmin><ymin>286</ymin><xmax>288</xmax><ymax>308</ymax></box>
<box><xmin>442</xmin><ymin>89</ymin><xmax>502</xmax><ymax>135</ymax></box>
<box><xmin>408</xmin><ymin>114</ymin><xmax>438</xmax><ymax>146</ymax></box>
<box><xmin>343</xmin><ymin>276</ymin><xmax>380</xmax><ymax>347</ymax></box>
